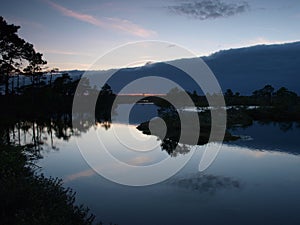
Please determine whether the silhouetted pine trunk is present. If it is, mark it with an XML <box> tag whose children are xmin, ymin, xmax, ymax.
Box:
<box><xmin>17</xmin><ymin>74</ymin><xmax>20</xmax><ymax>90</ymax></box>
<box><xmin>23</xmin><ymin>129</ymin><xmax>26</xmax><ymax>144</ymax></box>
<box><xmin>49</xmin><ymin>73</ymin><xmax>52</xmax><ymax>85</ymax></box>
<box><xmin>49</xmin><ymin>118</ymin><xmax>54</xmax><ymax>148</ymax></box>
<box><xmin>32</xmin><ymin>122</ymin><xmax>36</xmax><ymax>148</ymax></box>
<box><xmin>12</xmin><ymin>125</ymin><xmax>15</xmax><ymax>141</ymax></box>
<box><xmin>18</xmin><ymin>122</ymin><xmax>21</xmax><ymax>146</ymax></box>
<box><xmin>11</xmin><ymin>76</ymin><xmax>14</xmax><ymax>95</ymax></box>
<box><xmin>50</xmin><ymin>126</ymin><xmax>53</xmax><ymax>148</ymax></box>
<box><xmin>38</xmin><ymin>125</ymin><xmax>42</xmax><ymax>142</ymax></box>
<box><xmin>5</xmin><ymin>73</ymin><xmax>9</xmax><ymax>95</ymax></box>
<box><xmin>6</xmin><ymin>128</ymin><xmax>10</xmax><ymax>144</ymax></box>
<box><xmin>36</xmin><ymin>124</ymin><xmax>39</xmax><ymax>143</ymax></box>
<box><xmin>31</xmin><ymin>74</ymin><xmax>35</xmax><ymax>87</ymax></box>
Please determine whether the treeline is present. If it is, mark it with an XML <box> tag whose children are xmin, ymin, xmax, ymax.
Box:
<box><xmin>224</xmin><ymin>85</ymin><xmax>300</xmax><ymax>122</ymax></box>
<box><xmin>157</xmin><ymin>85</ymin><xmax>300</xmax><ymax>121</ymax></box>
<box><xmin>224</xmin><ymin>85</ymin><xmax>299</xmax><ymax>107</ymax></box>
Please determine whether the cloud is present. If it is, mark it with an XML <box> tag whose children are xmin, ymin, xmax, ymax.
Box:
<box><xmin>105</xmin><ymin>17</ymin><xmax>156</xmax><ymax>38</ymax></box>
<box><xmin>45</xmin><ymin>0</ymin><xmax>156</xmax><ymax>37</ymax></box>
<box><xmin>64</xmin><ymin>169</ymin><xmax>95</xmax><ymax>182</ymax></box>
<box><xmin>168</xmin><ymin>0</ymin><xmax>250</xmax><ymax>20</ymax></box>
<box><xmin>43</xmin><ymin>49</ymin><xmax>91</xmax><ymax>56</ymax></box>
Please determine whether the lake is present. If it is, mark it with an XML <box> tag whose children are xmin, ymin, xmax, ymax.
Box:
<box><xmin>27</xmin><ymin>104</ymin><xmax>300</xmax><ymax>225</ymax></box>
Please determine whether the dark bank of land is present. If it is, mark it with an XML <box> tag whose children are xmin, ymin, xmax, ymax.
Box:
<box><xmin>0</xmin><ymin>145</ymin><xmax>97</xmax><ymax>225</ymax></box>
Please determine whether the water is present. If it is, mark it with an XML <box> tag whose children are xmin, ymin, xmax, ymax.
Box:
<box><xmin>33</xmin><ymin>104</ymin><xmax>300</xmax><ymax>225</ymax></box>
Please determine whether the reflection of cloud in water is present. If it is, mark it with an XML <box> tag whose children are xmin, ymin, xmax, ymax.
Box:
<box><xmin>128</xmin><ymin>156</ymin><xmax>154</xmax><ymax>166</ymax></box>
<box><xmin>64</xmin><ymin>162</ymin><xmax>126</xmax><ymax>183</ymax></box>
<box><xmin>166</xmin><ymin>173</ymin><xmax>241</xmax><ymax>194</ymax></box>
<box><xmin>63</xmin><ymin>156</ymin><xmax>156</xmax><ymax>183</ymax></box>
<box><xmin>224</xmin><ymin>144</ymin><xmax>287</xmax><ymax>158</ymax></box>
<box><xmin>64</xmin><ymin>169</ymin><xmax>96</xmax><ymax>182</ymax></box>
<box><xmin>244</xmin><ymin>150</ymin><xmax>268</xmax><ymax>158</ymax></box>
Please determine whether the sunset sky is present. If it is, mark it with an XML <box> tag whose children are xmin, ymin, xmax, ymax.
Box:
<box><xmin>1</xmin><ymin>0</ymin><xmax>299</xmax><ymax>70</ymax></box>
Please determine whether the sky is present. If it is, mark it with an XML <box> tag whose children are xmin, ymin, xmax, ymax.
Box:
<box><xmin>1</xmin><ymin>0</ymin><xmax>299</xmax><ymax>70</ymax></box>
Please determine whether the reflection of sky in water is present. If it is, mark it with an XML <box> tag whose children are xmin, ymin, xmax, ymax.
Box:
<box><xmin>113</xmin><ymin>103</ymin><xmax>159</xmax><ymax>125</ymax></box>
<box><xmin>36</xmin><ymin>122</ymin><xmax>300</xmax><ymax>225</ymax></box>
<box><xmin>230</xmin><ymin>121</ymin><xmax>300</xmax><ymax>155</ymax></box>
<box><xmin>36</xmin><ymin>103</ymin><xmax>300</xmax><ymax>225</ymax></box>
<box><xmin>76</xmin><ymin>122</ymin><xmax>194</xmax><ymax>185</ymax></box>
<box><xmin>95</xmin><ymin>123</ymin><xmax>168</xmax><ymax>166</ymax></box>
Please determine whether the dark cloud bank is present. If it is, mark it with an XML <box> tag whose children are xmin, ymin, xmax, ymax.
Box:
<box><xmin>168</xmin><ymin>0</ymin><xmax>250</xmax><ymax>20</ymax></box>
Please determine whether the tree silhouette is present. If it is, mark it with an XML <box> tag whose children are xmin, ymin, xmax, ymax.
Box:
<box><xmin>23</xmin><ymin>47</ymin><xmax>47</xmax><ymax>87</ymax></box>
<box><xmin>100</xmin><ymin>83</ymin><xmax>113</xmax><ymax>96</ymax></box>
<box><xmin>225</xmin><ymin>88</ymin><xmax>234</xmax><ymax>97</ymax></box>
<box><xmin>273</xmin><ymin>87</ymin><xmax>298</xmax><ymax>110</ymax></box>
<box><xmin>252</xmin><ymin>84</ymin><xmax>275</xmax><ymax>105</ymax></box>
<box><xmin>49</xmin><ymin>67</ymin><xmax>59</xmax><ymax>86</ymax></box>
<box><xmin>53</xmin><ymin>73</ymin><xmax>72</xmax><ymax>95</ymax></box>
<box><xmin>0</xmin><ymin>16</ymin><xmax>46</xmax><ymax>94</ymax></box>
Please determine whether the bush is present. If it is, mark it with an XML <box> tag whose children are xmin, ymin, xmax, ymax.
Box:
<box><xmin>0</xmin><ymin>145</ymin><xmax>97</xmax><ymax>225</ymax></box>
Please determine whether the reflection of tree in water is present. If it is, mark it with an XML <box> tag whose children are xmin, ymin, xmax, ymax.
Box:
<box><xmin>96</xmin><ymin>120</ymin><xmax>111</xmax><ymax>130</ymax></box>
<box><xmin>0</xmin><ymin>110</ymin><xmax>114</xmax><ymax>156</ymax></box>
<box><xmin>278</xmin><ymin>122</ymin><xmax>293</xmax><ymax>132</ymax></box>
<box><xmin>166</xmin><ymin>173</ymin><xmax>241</xmax><ymax>195</ymax></box>
<box><xmin>0</xmin><ymin>82</ymin><xmax>116</xmax><ymax>152</ymax></box>
<box><xmin>0</xmin><ymin>110</ymin><xmax>114</xmax><ymax>149</ymax></box>
<box><xmin>137</xmin><ymin>102</ymin><xmax>190</xmax><ymax>156</ymax></box>
<box><xmin>255</xmin><ymin>120</ymin><xmax>295</xmax><ymax>133</ymax></box>
<box><xmin>161</xmin><ymin>138</ymin><xmax>178</xmax><ymax>155</ymax></box>
<box><xmin>137</xmin><ymin>103</ymin><xmax>212</xmax><ymax>156</ymax></box>
<box><xmin>95</xmin><ymin>83</ymin><xmax>116</xmax><ymax>130</ymax></box>
<box><xmin>1</xmin><ymin>115</ymin><xmax>72</xmax><ymax>149</ymax></box>
<box><xmin>161</xmin><ymin>138</ymin><xmax>190</xmax><ymax>157</ymax></box>
<box><xmin>137</xmin><ymin>121</ymin><xmax>188</xmax><ymax>157</ymax></box>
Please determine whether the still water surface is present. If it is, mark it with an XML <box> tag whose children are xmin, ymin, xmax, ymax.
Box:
<box><xmin>37</xmin><ymin>104</ymin><xmax>300</xmax><ymax>225</ymax></box>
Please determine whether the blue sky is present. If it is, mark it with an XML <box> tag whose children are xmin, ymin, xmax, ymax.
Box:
<box><xmin>1</xmin><ymin>0</ymin><xmax>299</xmax><ymax>70</ymax></box>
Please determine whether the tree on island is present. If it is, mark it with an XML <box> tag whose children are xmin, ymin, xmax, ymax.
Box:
<box><xmin>273</xmin><ymin>87</ymin><xmax>298</xmax><ymax>110</ymax></box>
<box><xmin>252</xmin><ymin>84</ymin><xmax>275</xmax><ymax>105</ymax></box>
<box><xmin>225</xmin><ymin>89</ymin><xmax>234</xmax><ymax>97</ymax></box>
<box><xmin>0</xmin><ymin>16</ymin><xmax>47</xmax><ymax>95</ymax></box>
<box><xmin>99</xmin><ymin>83</ymin><xmax>113</xmax><ymax>96</ymax></box>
